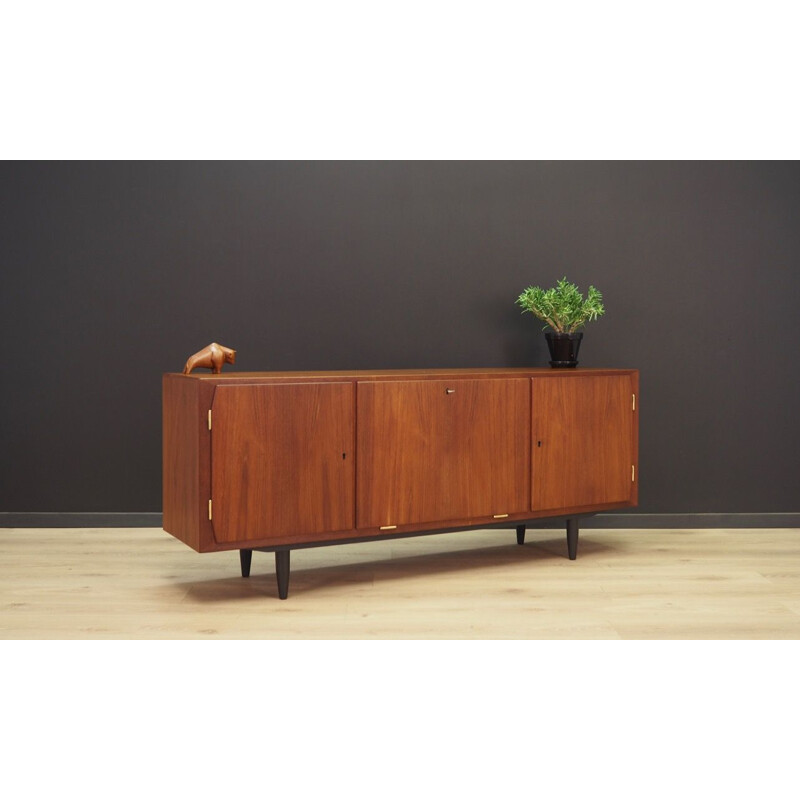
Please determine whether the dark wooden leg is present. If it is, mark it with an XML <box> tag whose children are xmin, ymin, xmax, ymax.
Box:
<box><xmin>516</xmin><ymin>524</ymin><xmax>526</xmax><ymax>545</ymax></box>
<box><xmin>566</xmin><ymin>518</ymin><xmax>578</xmax><ymax>560</ymax></box>
<box><xmin>240</xmin><ymin>548</ymin><xmax>253</xmax><ymax>578</ymax></box>
<box><xmin>275</xmin><ymin>550</ymin><xmax>290</xmax><ymax>599</ymax></box>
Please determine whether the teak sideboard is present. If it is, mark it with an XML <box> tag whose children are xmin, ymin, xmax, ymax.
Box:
<box><xmin>162</xmin><ymin>368</ymin><xmax>639</xmax><ymax>598</ymax></box>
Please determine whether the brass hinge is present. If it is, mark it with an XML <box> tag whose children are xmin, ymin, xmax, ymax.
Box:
<box><xmin>632</xmin><ymin>393</ymin><xmax>636</xmax><ymax>411</ymax></box>
<box><xmin>208</xmin><ymin>499</ymin><xmax>213</xmax><ymax>520</ymax></box>
<box><xmin>632</xmin><ymin>465</ymin><xmax>635</xmax><ymax>482</ymax></box>
<box><xmin>208</xmin><ymin>409</ymin><xmax>212</xmax><ymax>430</ymax></box>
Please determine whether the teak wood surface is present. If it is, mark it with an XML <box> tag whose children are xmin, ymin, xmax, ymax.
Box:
<box><xmin>211</xmin><ymin>382</ymin><xmax>355</xmax><ymax>543</ymax></box>
<box><xmin>162</xmin><ymin>375</ymin><xmax>201</xmax><ymax>551</ymax></box>
<box><xmin>162</xmin><ymin>368</ymin><xmax>638</xmax><ymax>553</ymax></box>
<box><xmin>357</xmin><ymin>378</ymin><xmax>530</xmax><ymax>528</ymax></box>
<box><xmin>181</xmin><ymin>367</ymin><xmax>633</xmax><ymax>382</ymax></box>
<box><xmin>532</xmin><ymin>374</ymin><xmax>636</xmax><ymax>511</ymax></box>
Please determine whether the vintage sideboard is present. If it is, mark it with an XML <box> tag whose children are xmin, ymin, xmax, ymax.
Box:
<box><xmin>163</xmin><ymin>368</ymin><xmax>639</xmax><ymax>598</ymax></box>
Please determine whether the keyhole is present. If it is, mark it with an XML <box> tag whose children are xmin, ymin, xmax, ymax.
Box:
<box><xmin>537</xmin><ymin>441</ymin><xmax>542</xmax><ymax>447</ymax></box>
<box><xmin>342</xmin><ymin>452</ymin><xmax>346</xmax><ymax>459</ymax></box>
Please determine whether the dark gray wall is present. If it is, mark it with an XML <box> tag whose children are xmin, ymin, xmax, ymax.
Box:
<box><xmin>1</xmin><ymin>162</ymin><xmax>799</xmax><ymax>517</ymax></box>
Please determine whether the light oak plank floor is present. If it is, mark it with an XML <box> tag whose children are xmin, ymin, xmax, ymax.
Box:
<box><xmin>1</xmin><ymin>527</ymin><xmax>799</xmax><ymax>639</ymax></box>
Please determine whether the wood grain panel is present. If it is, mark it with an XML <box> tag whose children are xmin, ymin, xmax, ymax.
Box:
<box><xmin>532</xmin><ymin>375</ymin><xmax>634</xmax><ymax>511</ymax></box>
<box><xmin>211</xmin><ymin>383</ymin><xmax>354</xmax><ymax>543</ymax></box>
<box><xmin>162</xmin><ymin>375</ymin><xmax>200</xmax><ymax>550</ymax></box>
<box><xmin>196</xmin><ymin>380</ymin><xmax>217</xmax><ymax>552</ymax></box>
<box><xmin>357</xmin><ymin>379</ymin><xmax>530</xmax><ymax>528</ymax></box>
<box><xmin>184</xmin><ymin>367</ymin><xmax>632</xmax><ymax>383</ymax></box>
<box><xmin>631</xmin><ymin>371</ymin><xmax>639</xmax><ymax>507</ymax></box>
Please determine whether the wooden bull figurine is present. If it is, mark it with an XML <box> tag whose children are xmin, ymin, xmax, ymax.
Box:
<box><xmin>183</xmin><ymin>342</ymin><xmax>236</xmax><ymax>374</ymax></box>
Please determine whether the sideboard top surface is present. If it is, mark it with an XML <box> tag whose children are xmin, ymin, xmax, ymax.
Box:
<box><xmin>166</xmin><ymin>367</ymin><xmax>637</xmax><ymax>383</ymax></box>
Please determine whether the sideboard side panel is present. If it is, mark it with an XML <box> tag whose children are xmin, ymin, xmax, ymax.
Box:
<box><xmin>631</xmin><ymin>370</ymin><xmax>639</xmax><ymax>507</ymax></box>
<box><xmin>162</xmin><ymin>375</ymin><xmax>201</xmax><ymax>551</ymax></box>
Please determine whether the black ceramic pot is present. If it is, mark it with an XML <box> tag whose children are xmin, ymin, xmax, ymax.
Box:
<box><xmin>545</xmin><ymin>332</ymin><xmax>583</xmax><ymax>367</ymax></box>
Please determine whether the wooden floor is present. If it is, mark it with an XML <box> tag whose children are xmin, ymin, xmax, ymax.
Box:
<box><xmin>1</xmin><ymin>527</ymin><xmax>799</xmax><ymax>639</ymax></box>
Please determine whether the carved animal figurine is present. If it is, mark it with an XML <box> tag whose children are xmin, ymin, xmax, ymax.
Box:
<box><xmin>183</xmin><ymin>343</ymin><xmax>236</xmax><ymax>374</ymax></box>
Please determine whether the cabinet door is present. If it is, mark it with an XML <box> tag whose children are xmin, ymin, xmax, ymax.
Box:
<box><xmin>357</xmin><ymin>379</ymin><xmax>530</xmax><ymax>528</ymax></box>
<box><xmin>532</xmin><ymin>374</ymin><xmax>635</xmax><ymax>512</ymax></box>
<box><xmin>211</xmin><ymin>383</ymin><xmax>354</xmax><ymax>543</ymax></box>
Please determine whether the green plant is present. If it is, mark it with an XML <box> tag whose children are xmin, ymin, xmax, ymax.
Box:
<box><xmin>516</xmin><ymin>277</ymin><xmax>605</xmax><ymax>333</ymax></box>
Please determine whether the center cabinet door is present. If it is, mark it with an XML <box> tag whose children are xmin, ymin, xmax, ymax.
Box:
<box><xmin>357</xmin><ymin>379</ymin><xmax>530</xmax><ymax>529</ymax></box>
<box><xmin>211</xmin><ymin>382</ymin><xmax>355</xmax><ymax>544</ymax></box>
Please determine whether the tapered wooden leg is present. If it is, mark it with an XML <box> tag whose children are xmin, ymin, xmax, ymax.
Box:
<box><xmin>275</xmin><ymin>550</ymin><xmax>290</xmax><ymax>599</ymax></box>
<box><xmin>240</xmin><ymin>549</ymin><xmax>252</xmax><ymax>578</ymax></box>
<box><xmin>516</xmin><ymin>524</ymin><xmax>526</xmax><ymax>545</ymax></box>
<box><xmin>566</xmin><ymin>518</ymin><xmax>578</xmax><ymax>560</ymax></box>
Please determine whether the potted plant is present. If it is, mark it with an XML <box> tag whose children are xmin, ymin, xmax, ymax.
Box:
<box><xmin>516</xmin><ymin>277</ymin><xmax>605</xmax><ymax>367</ymax></box>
